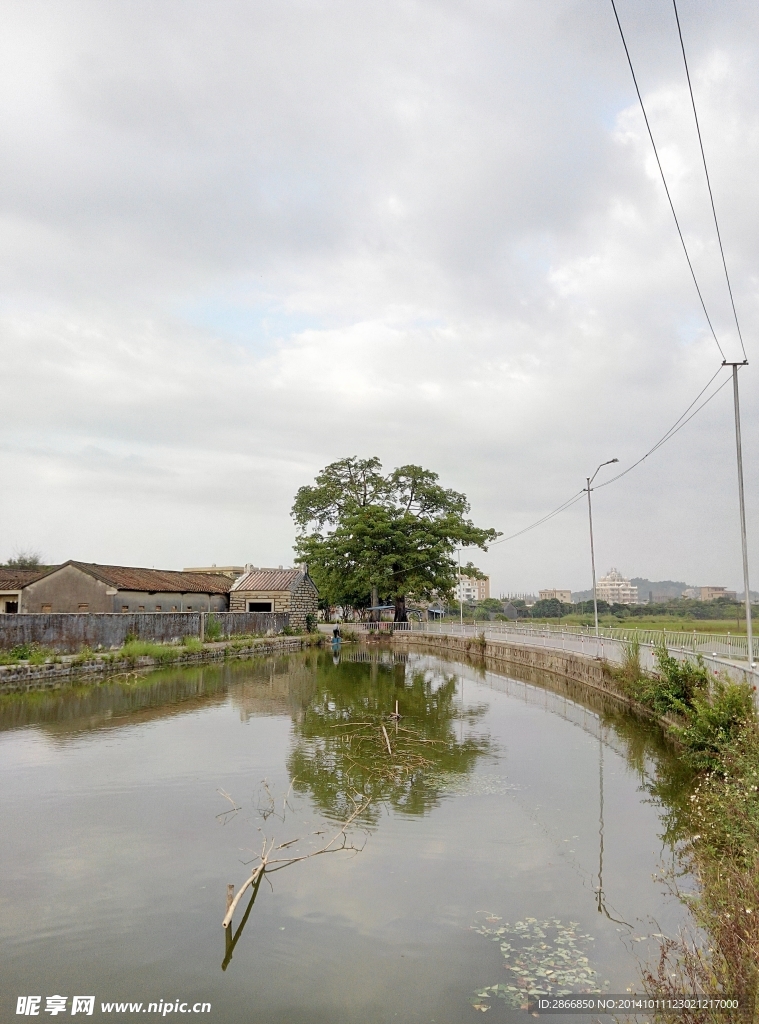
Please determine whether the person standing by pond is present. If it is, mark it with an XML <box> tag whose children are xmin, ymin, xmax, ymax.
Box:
<box><xmin>331</xmin><ymin>626</ymin><xmax>342</xmax><ymax>664</ymax></box>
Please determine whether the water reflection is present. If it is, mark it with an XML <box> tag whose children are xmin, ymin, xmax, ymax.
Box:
<box><xmin>0</xmin><ymin>645</ymin><xmax>698</xmax><ymax>1021</ymax></box>
<box><xmin>222</xmin><ymin>870</ymin><xmax>264</xmax><ymax>971</ymax></box>
<box><xmin>287</xmin><ymin>652</ymin><xmax>493</xmax><ymax>823</ymax></box>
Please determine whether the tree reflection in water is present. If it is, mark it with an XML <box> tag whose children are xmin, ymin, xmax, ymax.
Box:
<box><xmin>287</xmin><ymin>651</ymin><xmax>493</xmax><ymax>824</ymax></box>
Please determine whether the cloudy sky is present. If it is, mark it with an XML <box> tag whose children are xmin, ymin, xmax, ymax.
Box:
<box><xmin>1</xmin><ymin>0</ymin><xmax>757</xmax><ymax>595</ymax></box>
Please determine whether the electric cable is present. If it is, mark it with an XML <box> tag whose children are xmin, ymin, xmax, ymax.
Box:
<box><xmin>490</xmin><ymin>363</ymin><xmax>729</xmax><ymax>545</ymax></box>
<box><xmin>489</xmin><ymin>491</ymin><xmax>587</xmax><ymax>547</ymax></box>
<box><xmin>609</xmin><ymin>0</ymin><xmax>726</xmax><ymax>361</ymax></box>
<box><xmin>672</xmin><ymin>0</ymin><xmax>747</xmax><ymax>361</ymax></box>
<box><xmin>595</xmin><ymin>363</ymin><xmax>729</xmax><ymax>489</ymax></box>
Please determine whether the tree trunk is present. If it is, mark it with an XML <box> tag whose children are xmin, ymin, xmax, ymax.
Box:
<box><xmin>370</xmin><ymin>586</ymin><xmax>379</xmax><ymax>623</ymax></box>
<box><xmin>394</xmin><ymin>594</ymin><xmax>408</xmax><ymax>623</ymax></box>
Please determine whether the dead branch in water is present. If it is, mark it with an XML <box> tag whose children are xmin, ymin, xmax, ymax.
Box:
<box><xmin>221</xmin><ymin>793</ymin><xmax>369</xmax><ymax>929</ymax></box>
<box><xmin>381</xmin><ymin>724</ymin><xmax>393</xmax><ymax>755</ymax></box>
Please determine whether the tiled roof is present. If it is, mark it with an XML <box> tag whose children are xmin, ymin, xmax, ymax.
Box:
<box><xmin>0</xmin><ymin>568</ymin><xmax>49</xmax><ymax>590</ymax></box>
<box><xmin>230</xmin><ymin>568</ymin><xmax>308</xmax><ymax>593</ymax></box>
<box><xmin>68</xmin><ymin>562</ymin><xmax>233</xmax><ymax>594</ymax></box>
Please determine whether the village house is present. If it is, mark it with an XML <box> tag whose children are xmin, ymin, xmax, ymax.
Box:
<box><xmin>229</xmin><ymin>566</ymin><xmax>318</xmax><ymax>629</ymax></box>
<box><xmin>14</xmin><ymin>561</ymin><xmax>232</xmax><ymax>613</ymax></box>
<box><xmin>0</xmin><ymin>568</ymin><xmax>48</xmax><ymax>613</ymax></box>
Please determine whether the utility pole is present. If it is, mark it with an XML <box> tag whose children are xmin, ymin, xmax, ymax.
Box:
<box><xmin>458</xmin><ymin>547</ymin><xmax>463</xmax><ymax>626</ymax></box>
<box><xmin>586</xmin><ymin>459</ymin><xmax>618</xmax><ymax>638</ymax></box>
<box><xmin>725</xmin><ymin>361</ymin><xmax>754</xmax><ymax>671</ymax></box>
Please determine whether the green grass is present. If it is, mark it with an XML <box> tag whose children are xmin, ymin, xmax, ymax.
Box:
<box><xmin>204</xmin><ymin>615</ymin><xmax>223</xmax><ymax>642</ymax></box>
<box><xmin>117</xmin><ymin>640</ymin><xmax>181</xmax><ymax>664</ymax></box>
<box><xmin>536</xmin><ymin>614</ymin><xmax>751</xmax><ymax>633</ymax></box>
<box><xmin>0</xmin><ymin>643</ymin><xmax>58</xmax><ymax>665</ymax></box>
<box><xmin>439</xmin><ymin>613</ymin><xmax>752</xmax><ymax>633</ymax></box>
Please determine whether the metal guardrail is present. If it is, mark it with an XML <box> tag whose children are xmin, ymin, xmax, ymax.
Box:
<box><xmin>350</xmin><ymin>620</ymin><xmax>758</xmax><ymax>685</ymax></box>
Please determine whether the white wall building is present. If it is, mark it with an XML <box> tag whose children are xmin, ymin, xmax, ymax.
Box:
<box><xmin>454</xmin><ymin>574</ymin><xmax>490</xmax><ymax>602</ymax></box>
<box><xmin>539</xmin><ymin>589</ymin><xmax>572</xmax><ymax>604</ymax></box>
<box><xmin>596</xmin><ymin>568</ymin><xmax>638</xmax><ymax>605</ymax></box>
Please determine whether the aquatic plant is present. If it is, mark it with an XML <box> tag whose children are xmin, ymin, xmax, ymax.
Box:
<box><xmin>471</xmin><ymin>916</ymin><xmax>607</xmax><ymax>1011</ymax></box>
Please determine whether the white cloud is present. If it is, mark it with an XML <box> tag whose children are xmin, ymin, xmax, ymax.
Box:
<box><xmin>1</xmin><ymin>0</ymin><xmax>757</xmax><ymax>592</ymax></box>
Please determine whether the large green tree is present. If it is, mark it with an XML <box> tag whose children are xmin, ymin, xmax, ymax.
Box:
<box><xmin>292</xmin><ymin>457</ymin><xmax>500</xmax><ymax>621</ymax></box>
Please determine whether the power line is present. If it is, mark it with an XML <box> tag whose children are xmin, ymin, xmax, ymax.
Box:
<box><xmin>595</xmin><ymin>363</ymin><xmax>729</xmax><ymax>489</ymax></box>
<box><xmin>492</xmin><ymin>364</ymin><xmax>729</xmax><ymax>545</ymax></box>
<box><xmin>490</xmin><ymin>490</ymin><xmax>587</xmax><ymax>547</ymax></box>
<box><xmin>608</xmin><ymin>0</ymin><xmax>726</xmax><ymax>361</ymax></box>
<box><xmin>671</xmin><ymin>0</ymin><xmax>747</xmax><ymax>362</ymax></box>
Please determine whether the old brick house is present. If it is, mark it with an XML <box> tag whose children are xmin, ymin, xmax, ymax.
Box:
<box><xmin>229</xmin><ymin>567</ymin><xmax>318</xmax><ymax>628</ymax></box>
<box><xmin>0</xmin><ymin>568</ymin><xmax>48</xmax><ymax>613</ymax></box>
<box><xmin>17</xmin><ymin>561</ymin><xmax>232</xmax><ymax>613</ymax></box>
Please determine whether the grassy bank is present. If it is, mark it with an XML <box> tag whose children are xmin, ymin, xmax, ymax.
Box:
<box><xmin>608</xmin><ymin>639</ymin><xmax>758</xmax><ymax>1021</ymax></box>
<box><xmin>0</xmin><ymin>630</ymin><xmax>322</xmax><ymax>669</ymax></box>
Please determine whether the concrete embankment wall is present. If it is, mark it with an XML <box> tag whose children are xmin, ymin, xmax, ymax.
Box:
<box><xmin>395</xmin><ymin>632</ymin><xmax>663</xmax><ymax>720</ymax></box>
<box><xmin>0</xmin><ymin>611</ymin><xmax>288</xmax><ymax>652</ymax></box>
<box><xmin>0</xmin><ymin>634</ymin><xmax>316</xmax><ymax>694</ymax></box>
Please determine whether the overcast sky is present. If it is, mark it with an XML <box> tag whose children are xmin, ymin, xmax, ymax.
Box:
<box><xmin>1</xmin><ymin>0</ymin><xmax>757</xmax><ymax>595</ymax></box>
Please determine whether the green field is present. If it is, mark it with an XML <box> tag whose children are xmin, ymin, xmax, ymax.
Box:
<box><xmin>537</xmin><ymin>614</ymin><xmax>751</xmax><ymax>634</ymax></box>
<box><xmin>440</xmin><ymin>613</ymin><xmax>752</xmax><ymax>634</ymax></box>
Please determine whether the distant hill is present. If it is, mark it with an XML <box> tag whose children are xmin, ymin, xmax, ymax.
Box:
<box><xmin>631</xmin><ymin>579</ymin><xmax>690</xmax><ymax>601</ymax></box>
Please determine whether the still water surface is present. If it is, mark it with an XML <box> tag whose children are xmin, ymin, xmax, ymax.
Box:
<box><xmin>0</xmin><ymin>648</ymin><xmax>691</xmax><ymax>1022</ymax></box>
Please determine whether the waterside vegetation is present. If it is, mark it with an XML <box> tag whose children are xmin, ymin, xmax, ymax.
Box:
<box><xmin>606</xmin><ymin>638</ymin><xmax>759</xmax><ymax>1021</ymax></box>
<box><xmin>0</xmin><ymin>620</ymin><xmax>323</xmax><ymax>670</ymax></box>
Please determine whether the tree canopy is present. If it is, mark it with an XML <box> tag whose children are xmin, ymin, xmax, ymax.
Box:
<box><xmin>2</xmin><ymin>550</ymin><xmax>44</xmax><ymax>570</ymax></box>
<box><xmin>292</xmin><ymin>457</ymin><xmax>500</xmax><ymax>621</ymax></box>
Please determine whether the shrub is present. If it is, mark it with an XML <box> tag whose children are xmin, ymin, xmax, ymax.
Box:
<box><xmin>205</xmin><ymin>615</ymin><xmax>223</xmax><ymax>642</ymax></box>
<box><xmin>622</xmin><ymin>643</ymin><xmax>710</xmax><ymax>718</ymax></box>
<box><xmin>72</xmin><ymin>646</ymin><xmax>97</xmax><ymax>665</ymax></box>
<box><xmin>305</xmin><ymin>613</ymin><xmax>317</xmax><ymax>633</ymax></box>
<box><xmin>654</xmin><ymin>641</ymin><xmax>710</xmax><ymax>706</ymax></box>
<box><xmin>0</xmin><ymin>643</ymin><xmax>57</xmax><ymax>665</ymax></box>
<box><xmin>676</xmin><ymin>678</ymin><xmax>757</xmax><ymax>772</ymax></box>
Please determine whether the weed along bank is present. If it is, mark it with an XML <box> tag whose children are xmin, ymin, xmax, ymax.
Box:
<box><xmin>229</xmin><ymin>566</ymin><xmax>318</xmax><ymax>629</ymax></box>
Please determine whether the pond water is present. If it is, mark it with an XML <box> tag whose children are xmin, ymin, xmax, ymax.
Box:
<box><xmin>0</xmin><ymin>647</ymin><xmax>692</xmax><ymax>1023</ymax></box>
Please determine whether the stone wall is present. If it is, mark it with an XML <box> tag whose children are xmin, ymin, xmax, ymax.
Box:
<box><xmin>229</xmin><ymin>589</ymin><xmax>290</xmax><ymax>614</ymax></box>
<box><xmin>290</xmin><ymin>579</ymin><xmax>319</xmax><ymax>629</ymax></box>
<box><xmin>0</xmin><ymin>633</ymin><xmax>314</xmax><ymax>693</ymax></box>
<box><xmin>395</xmin><ymin>632</ymin><xmax>664</xmax><ymax>720</ymax></box>
<box><xmin>0</xmin><ymin>611</ymin><xmax>289</xmax><ymax>653</ymax></box>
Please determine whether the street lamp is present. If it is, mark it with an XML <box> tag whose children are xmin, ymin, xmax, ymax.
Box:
<box><xmin>586</xmin><ymin>459</ymin><xmax>618</xmax><ymax>637</ymax></box>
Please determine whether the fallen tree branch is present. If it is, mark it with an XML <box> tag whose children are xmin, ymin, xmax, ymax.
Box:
<box><xmin>221</xmin><ymin>795</ymin><xmax>370</xmax><ymax>928</ymax></box>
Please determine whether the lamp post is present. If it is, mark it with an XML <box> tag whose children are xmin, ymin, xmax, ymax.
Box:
<box><xmin>586</xmin><ymin>459</ymin><xmax>618</xmax><ymax>638</ymax></box>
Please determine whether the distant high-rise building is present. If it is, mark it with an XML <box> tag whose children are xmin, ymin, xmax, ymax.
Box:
<box><xmin>596</xmin><ymin>568</ymin><xmax>638</xmax><ymax>605</ymax></box>
<box><xmin>454</xmin><ymin>574</ymin><xmax>490</xmax><ymax>602</ymax></box>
